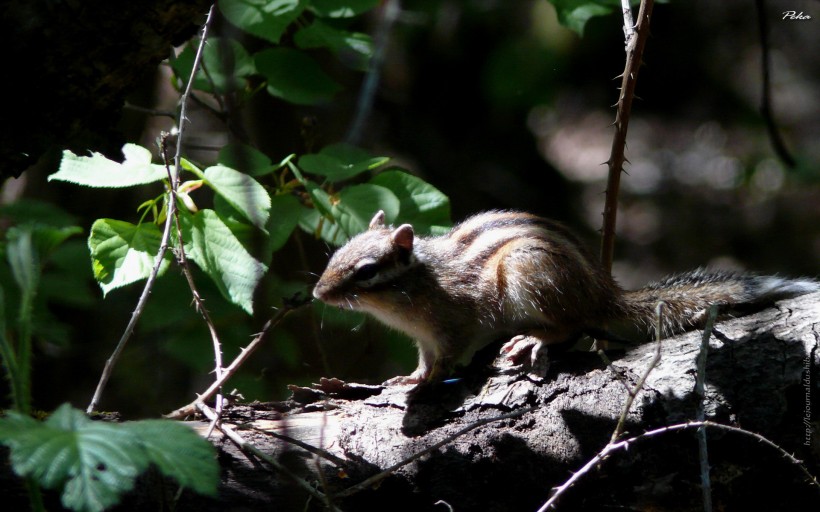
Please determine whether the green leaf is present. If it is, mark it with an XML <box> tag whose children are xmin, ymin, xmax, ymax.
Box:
<box><xmin>369</xmin><ymin>170</ymin><xmax>451</xmax><ymax>235</ymax></box>
<box><xmin>213</xmin><ymin>195</ymin><xmax>273</xmax><ymax>265</ymax></box>
<box><xmin>88</xmin><ymin>219</ymin><xmax>170</xmax><ymax>296</ymax></box>
<box><xmin>308</xmin><ymin>0</ymin><xmax>379</xmax><ymax>17</ymax></box>
<box><xmin>218</xmin><ymin>144</ymin><xmax>274</xmax><ymax>176</ymax></box>
<box><xmin>255</xmin><ymin>48</ymin><xmax>342</xmax><ymax>105</ymax></box>
<box><xmin>180</xmin><ymin>209</ymin><xmax>267</xmax><ymax>314</ymax></box>
<box><xmin>295</xmin><ymin>20</ymin><xmax>373</xmax><ymax>71</ymax></box>
<box><xmin>298</xmin><ymin>143</ymin><xmax>389</xmax><ymax>182</ymax></box>
<box><xmin>202</xmin><ymin>165</ymin><xmax>271</xmax><ymax>231</ymax></box>
<box><xmin>219</xmin><ymin>0</ymin><xmax>305</xmax><ymax>43</ymax></box>
<box><xmin>0</xmin><ymin>405</ymin><xmax>146</xmax><ymax>512</ymax></box>
<box><xmin>6</xmin><ymin>228</ymin><xmax>40</xmax><ymax>295</ymax></box>
<box><xmin>299</xmin><ymin>184</ymin><xmax>399</xmax><ymax>245</ymax></box>
<box><xmin>548</xmin><ymin>0</ymin><xmax>620</xmax><ymax>35</ymax></box>
<box><xmin>268</xmin><ymin>194</ymin><xmax>304</xmax><ymax>252</ymax></box>
<box><xmin>0</xmin><ymin>404</ymin><xmax>218</xmax><ymax>512</ymax></box>
<box><xmin>171</xmin><ymin>37</ymin><xmax>255</xmax><ymax>93</ymax></box>
<box><xmin>49</xmin><ymin>144</ymin><xmax>167</xmax><ymax>188</ymax></box>
<box><xmin>122</xmin><ymin>420</ymin><xmax>218</xmax><ymax>496</ymax></box>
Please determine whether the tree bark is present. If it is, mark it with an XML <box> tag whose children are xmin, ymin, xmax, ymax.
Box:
<box><xmin>173</xmin><ymin>292</ymin><xmax>820</xmax><ymax>511</ymax></box>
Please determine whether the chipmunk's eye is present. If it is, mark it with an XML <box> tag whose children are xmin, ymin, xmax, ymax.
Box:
<box><xmin>353</xmin><ymin>262</ymin><xmax>380</xmax><ymax>282</ymax></box>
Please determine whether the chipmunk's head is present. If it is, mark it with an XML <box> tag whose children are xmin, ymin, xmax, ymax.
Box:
<box><xmin>313</xmin><ymin>211</ymin><xmax>416</xmax><ymax>310</ymax></box>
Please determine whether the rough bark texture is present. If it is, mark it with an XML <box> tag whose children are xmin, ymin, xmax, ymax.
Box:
<box><xmin>4</xmin><ymin>294</ymin><xmax>818</xmax><ymax>511</ymax></box>
<box><xmin>0</xmin><ymin>0</ymin><xmax>211</xmax><ymax>179</ymax></box>
<box><xmin>170</xmin><ymin>292</ymin><xmax>820</xmax><ymax>512</ymax></box>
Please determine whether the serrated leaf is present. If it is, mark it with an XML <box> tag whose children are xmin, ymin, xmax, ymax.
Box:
<box><xmin>0</xmin><ymin>404</ymin><xmax>218</xmax><ymax>512</ymax></box>
<box><xmin>299</xmin><ymin>184</ymin><xmax>399</xmax><ymax>245</ymax></box>
<box><xmin>0</xmin><ymin>405</ymin><xmax>147</xmax><ymax>512</ymax></box>
<box><xmin>88</xmin><ymin>219</ymin><xmax>170</xmax><ymax>296</ymax></box>
<box><xmin>295</xmin><ymin>20</ymin><xmax>373</xmax><ymax>71</ymax></box>
<box><xmin>218</xmin><ymin>144</ymin><xmax>274</xmax><ymax>176</ymax></box>
<box><xmin>213</xmin><ymin>195</ymin><xmax>273</xmax><ymax>265</ymax></box>
<box><xmin>219</xmin><ymin>0</ymin><xmax>305</xmax><ymax>43</ymax></box>
<box><xmin>255</xmin><ymin>48</ymin><xmax>342</xmax><ymax>105</ymax></box>
<box><xmin>309</xmin><ymin>0</ymin><xmax>379</xmax><ymax>17</ymax></box>
<box><xmin>180</xmin><ymin>209</ymin><xmax>267</xmax><ymax>314</ymax></box>
<box><xmin>202</xmin><ymin>165</ymin><xmax>271</xmax><ymax>231</ymax></box>
<box><xmin>49</xmin><ymin>144</ymin><xmax>167</xmax><ymax>188</ymax></box>
<box><xmin>299</xmin><ymin>143</ymin><xmax>389</xmax><ymax>182</ymax></box>
<box><xmin>122</xmin><ymin>420</ymin><xmax>218</xmax><ymax>496</ymax></box>
<box><xmin>369</xmin><ymin>170</ymin><xmax>451</xmax><ymax>234</ymax></box>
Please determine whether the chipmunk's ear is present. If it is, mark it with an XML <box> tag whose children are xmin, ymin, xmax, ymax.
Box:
<box><xmin>368</xmin><ymin>210</ymin><xmax>386</xmax><ymax>230</ymax></box>
<box><xmin>391</xmin><ymin>224</ymin><xmax>414</xmax><ymax>251</ymax></box>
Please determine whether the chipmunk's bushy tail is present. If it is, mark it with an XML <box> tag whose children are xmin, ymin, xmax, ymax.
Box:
<box><xmin>623</xmin><ymin>268</ymin><xmax>819</xmax><ymax>337</ymax></box>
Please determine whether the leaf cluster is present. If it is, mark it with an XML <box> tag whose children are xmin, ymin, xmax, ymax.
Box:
<box><xmin>0</xmin><ymin>404</ymin><xmax>218</xmax><ymax>512</ymax></box>
<box><xmin>48</xmin><ymin>141</ymin><xmax>450</xmax><ymax>314</ymax></box>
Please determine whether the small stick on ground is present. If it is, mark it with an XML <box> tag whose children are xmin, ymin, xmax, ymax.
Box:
<box><xmin>164</xmin><ymin>294</ymin><xmax>310</xmax><ymax>419</ymax></box>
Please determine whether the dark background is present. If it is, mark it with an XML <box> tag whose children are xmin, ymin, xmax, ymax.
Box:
<box><xmin>2</xmin><ymin>0</ymin><xmax>818</xmax><ymax>417</ymax></box>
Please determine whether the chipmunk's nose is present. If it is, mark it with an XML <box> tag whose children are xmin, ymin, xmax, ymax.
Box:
<box><xmin>312</xmin><ymin>283</ymin><xmax>325</xmax><ymax>301</ymax></box>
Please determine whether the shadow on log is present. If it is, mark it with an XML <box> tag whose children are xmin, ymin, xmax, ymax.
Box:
<box><xmin>7</xmin><ymin>293</ymin><xmax>811</xmax><ymax>511</ymax></box>
<box><xmin>181</xmin><ymin>292</ymin><xmax>820</xmax><ymax>511</ymax></box>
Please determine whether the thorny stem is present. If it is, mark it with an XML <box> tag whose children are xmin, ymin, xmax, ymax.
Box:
<box><xmin>537</xmin><ymin>420</ymin><xmax>820</xmax><ymax>511</ymax></box>
<box><xmin>164</xmin><ymin>295</ymin><xmax>310</xmax><ymax>419</ymax></box>
<box><xmin>600</xmin><ymin>0</ymin><xmax>654</xmax><ymax>272</ymax></box>
<box><xmin>160</xmin><ymin>138</ymin><xmax>226</xmax><ymax>435</ymax></box>
<box><xmin>85</xmin><ymin>4</ymin><xmax>217</xmax><ymax>414</ymax></box>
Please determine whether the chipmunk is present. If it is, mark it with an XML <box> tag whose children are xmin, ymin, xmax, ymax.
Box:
<box><xmin>312</xmin><ymin>210</ymin><xmax>819</xmax><ymax>384</ymax></box>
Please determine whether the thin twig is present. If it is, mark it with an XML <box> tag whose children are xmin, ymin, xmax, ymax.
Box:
<box><xmin>196</xmin><ymin>403</ymin><xmax>342</xmax><ymax>512</ymax></box>
<box><xmin>754</xmin><ymin>0</ymin><xmax>796</xmax><ymax>168</ymax></box>
<box><xmin>85</xmin><ymin>158</ymin><xmax>174</xmax><ymax>413</ymax></box>
<box><xmin>537</xmin><ymin>419</ymin><xmax>820</xmax><ymax>511</ymax></box>
<box><xmin>164</xmin><ymin>295</ymin><xmax>311</xmax><ymax>419</ymax></box>
<box><xmin>174</xmin><ymin>4</ymin><xmax>216</xmax><ymax>188</ymax></box>
<box><xmin>695</xmin><ymin>305</ymin><xmax>719</xmax><ymax>512</ymax></box>
<box><xmin>600</xmin><ymin>0</ymin><xmax>655</xmax><ymax>272</ymax></box>
<box><xmin>85</xmin><ymin>4</ymin><xmax>217</xmax><ymax>415</ymax></box>
<box><xmin>336</xmin><ymin>407</ymin><xmax>534</xmax><ymax>498</ymax></box>
<box><xmin>256</xmin><ymin>429</ymin><xmax>349</xmax><ymax>467</ymax></box>
<box><xmin>609</xmin><ymin>301</ymin><xmax>664</xmax><ymax>443</ymax></box>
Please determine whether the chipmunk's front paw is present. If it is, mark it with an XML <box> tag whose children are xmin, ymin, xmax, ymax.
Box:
<box><xmin>498</xmin><ymin>334</ymin><xmax>550</xmax><ymax>380</ymax></box>
<box><xmin>383</xmin><ymin>374</ymin><xmax>423</xmax><ymax>386</ymax></box>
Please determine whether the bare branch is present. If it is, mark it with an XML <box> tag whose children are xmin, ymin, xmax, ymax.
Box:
<box><xmin>537</xmin><ymin>419</ymin><xmax>820</xmax><ymax>511</ymax></box>
<box><xmin>164</xmin><ymin>295</ymin><xmax>311</xmax><ymax>419</ymax></box>
<box><xmin>85</xmin><ymin>5</ymin><xmax>218</xmax><ymax>415</ymax></box>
